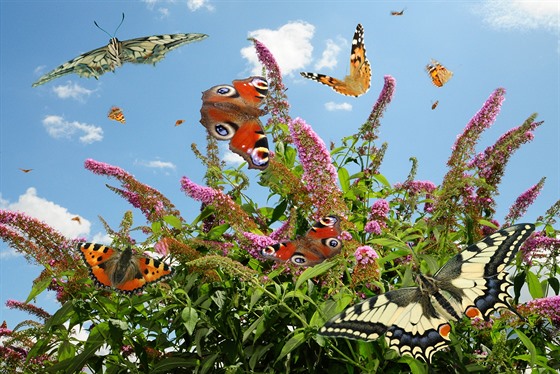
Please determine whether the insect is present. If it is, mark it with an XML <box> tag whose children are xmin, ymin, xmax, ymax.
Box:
<box><xmin>108</xmin><ymin>106</ymin><xmax>125</xmax><ymax>124</ymax></box>
<box><xmin>426</xmin><ymin>59</ymin><xmax>453</xmax><ymax>87</ymax></box>
<box><xmin>390</xmin><ymin>9</ymin><xmax>405</xmax><ymax>16</ymax></box>
<box><xmin>19</xmin><ymin>168</ymin><xmax>33</xmax><ymax>173</ymax></box>
<box><xmin>175</xmin><ymin>119</ymin><xmax>185</xmax><ymax>126</ymax></box>
<box><xmin>71</xmin><ymin>216</ymin><xmax>82</xmax><ymax>224</ymax></box>
<box><xmin>32</xmin><ymin>13</ymin><xmax>208</xmax><ymax>87</ymax></box>
<box><xmin>320</xmin><ymin>224</ymin><xmax>535</xmax><ymax>362</ymax></box>
<box><xmin>199</xmin><ymin>76</ymin><xmax>270</xmax><ymax>170</ymax></box>
<box><xmin>78</xmin><ymin>242</ymin><xmax>173</xmax><ymax>294</ymax></box>
<box><xmin>261</xmin><ymin>216</ymin><xmax>343</xmax><ymax>266</ymax></box>
<box><xmin>431</xmin><ymin>100</ymin><xmax>439</xmax><ymax>110</ymax></box>
<box><xmin>300</xmin><ymin>24</ymin><xmax>371</xmax><ymax>97</ymax></box>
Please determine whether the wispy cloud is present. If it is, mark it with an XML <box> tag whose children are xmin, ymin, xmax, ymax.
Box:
<box><xmin>0</xmin><ymin>188</ymin><xmax>91</xmax><ymax>239</ymax></box>
<box><xmin>187</xmin><ymin>0</ymin><xmax>214</xmax><ymax>11</ymax></box>
<box><xmin>221</xmin><ymin>145</ymin><xmax>244</xmax><ymax>167</ymax></box>
<box><xmin>325</xmin><ymin>101</ymin><xmax>352</xmax><ymax>111</ymax></box>
<box><xmin>314</xmin><ymin>37</ymin><xmax>345</xmax><ymax>70</ymax></box>
<box><xmin>52</xmin><ymin>82</ymin><xmax>96</xmax><ymax>102</ymax></box>
<box><xmin>476</xmin><ymin>0</ymin><xmax>559</xmax><ymax>32</ymax></box>
<box><xmin>137</xmin><ymin>160</ymin><xmax>177</xmax><ymax>170</ymax></box>
<box><xmin>42</xmin><ymin>115</ymin><xmax>103</xmax><ymax>144</ymax></box>
<box><xmin>241</xmin><ymin>21</ymin><xmax>315</xmax><ymax>76</ymax></box>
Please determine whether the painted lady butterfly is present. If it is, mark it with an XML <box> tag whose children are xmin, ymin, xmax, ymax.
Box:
<box><xmin>300</xmin><ymin>24</ymin><xmax>371</xmax><ymax>97</ymax></box>
<box><xmin>426</xmin><ymin>59</ymin><xmax>453</xmax><ymax>87</ymax></box>
<box><xmin>108</xmin><ymin>106</ymin><xmax>126</xmax><ymax>124</ymax></box>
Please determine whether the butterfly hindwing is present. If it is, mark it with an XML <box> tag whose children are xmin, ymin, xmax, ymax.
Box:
<box><xmin>32</xmin><ymin>32</ymin><xmax>208</xmax><ymax>87</ymax></box>
<box><xmin>78</xmin><ymin>242</ymin><xmax>173</xmax><ymax>294</ymax></box>
<box><xmin>320</xmin><ymin>224</ymin><xmax>535</xmax><ymax>362</ymax></box>
<box><xmin>261</xmin><ymin>216</ymin><xmax>343</xmax><ymax>266</ymax></box>
<box><xmin>199</xmin><ymin>76</ymin><xmax>270</xmax><ymax>170</ymax></box>
<box><xmin>300</xmin><ymin>24</ymin><xmax>371</xmax><ymax>97</ymax></box>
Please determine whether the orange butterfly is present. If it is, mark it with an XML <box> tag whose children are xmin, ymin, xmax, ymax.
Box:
<box><xmin>19</xmin><ymin>168</ymin><xmax>33</xmax><ymax>173</ymax></box>
<box><xmin>426</xmin><ymin>59</ymin><xmax>453</xmax><ymax>87</ymax></box>
<box><xmin>108</xmin><ymin>106</ymin><xmax>125</xmax><ymax>124</ymax></box>
<box><xmin>391</xmin><ymin>9</ymin><xmax>405</xmax><ymax>16</ymax></box>
<box><xmin>300</xmin><ymin>24</ymin><xmax>371</xmax><ymax>97</ymax></box>
<box><xmin>71</xmin><ymin>216</ymin><xmax>82</xmax><ymax>224</ymax></box>
<box><xmin>175</xmin><ymin>119</ymin><xmax>185</xmax><ymax>126</ymax></box>
<box><xmin>78</xmin><ymin>242</ymin><xmax>173</xmax><ymax>294</ymax></box>
<box><xmin>431</xmin><ymin>100</ymin><xmax>439</xmax><ymax>110</ymax></box>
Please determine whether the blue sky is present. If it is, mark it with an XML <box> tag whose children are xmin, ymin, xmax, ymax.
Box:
<box><xmin>1</xmin><ymin>1</ymin><xmax>558</xmax><ymax>328</ymax></box>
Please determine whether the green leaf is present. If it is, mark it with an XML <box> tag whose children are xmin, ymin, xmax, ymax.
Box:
<box><xmin>338</xmin><ymin>167</ymin><xmax>350</xmax><ymax>192</ymax></box>
<box><xmin>44</xmin><ymin>301</ymin><xmax>75</xmax><ymax>330</ymax></box>
<box><xmin>270</xmin><ymin>199</ymin><xmax>288</xmax><ymax>223</ymax></box>
<box><xmin>526</xmin><ymin>270</ymin><xmax>544</xmax><ymax>299</ymax></box>
<box><xmin>26</xmin><ymin>275</ymin><xmax>53</xmax><ymax>302</ymax></box>
<box><xmin>514</xmin><ymin>329</ymin><xmax>536</xmax><ymax>365</ymax></box>
<box><xmin>548</xmin><ymin>276</ymin><xmax>560</xmax><ymax>294</ymax></box>
<box><xmin>277</xmin><ymin>331</ymin><xmax>306</xmax><ymax>362</ymax></box>
<box><xmin>295</xmin><ymin>260</ymin><xmax>336</xmax><ymax>289</ymax></box>
<box><xmin>181</xmin><ymin>306</ymin><xmax>199</xmax><ymax>335</ymax></box>
<box><xmin>163</xmin><ymin>215</ymin><xmax>183</xmax><ymax>229</ymax></box>
<box><xmin>207</xmin><ymin>223</ymin><xmax>230</xmax><ymax>240</ymax></box>
<box><xmin>151</xmin><ymin>220</ymin><xmax>162</xmax><ymax>234</ymax></box>
<box><xmin>373</xmin><ymin>174</ymin><xmax>391</xmax><ymax>189</ymax></box>
<box><xmin>152</xmin><ymin>358</ymin><xmax>199</xmax><ymax>372</ymax></box>
<box><xmin>57</xmin><ymin>341</ymin><xmax>75</xmax><ymax>361</ymax></box>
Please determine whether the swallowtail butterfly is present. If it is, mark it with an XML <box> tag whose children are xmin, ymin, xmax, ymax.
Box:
<box><xmin>320</xmin><ymin>224</ymin><xmax>535</xmax><ymax>362</ymax></box>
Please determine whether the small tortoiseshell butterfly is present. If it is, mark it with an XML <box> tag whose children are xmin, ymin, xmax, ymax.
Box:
<box><xmin>261</xmin><ymin>216</ymin><xmax>343</xmax><ymax>266</ymax></box>
<box><xmin>300</xmin><ymin>24</ymin><xmax>371</xmax><ymax>97</ymax></box>
<box><xmin>108</xmin><ymin>106</ymin><xmax>126</xmax><ymax>124</ymax></box>
<box><xmin>78</xmin><ymin>242</ymin><xmax>173</xmax><ymax>294</ymax></box>
<box><xmin>426</xmin><ymin>59</ymin><xmax>453</xmax><ymax>87</ymax></box>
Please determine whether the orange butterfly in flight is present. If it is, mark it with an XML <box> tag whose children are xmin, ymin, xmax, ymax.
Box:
<box><xmin>300</xmin><ymin>24</ymin><xmax>371</xmax><ymax>97</ymax></box>
<box><xmin>71</xmin><ymin>216</ymin><xmax>82</xmax><ymax>224</ymax></box>
<box><xmin>426</xmin><ymin>59</ymin><xmax>453</xmax><ymax>87</ymax></box>
<box><xmin>391</xmin><ymin>9</ymin><xmax>405</xmax><ymax>16</ymax></box>
<box><xmin>175</xmin><ymin>119</ymin><xmax>185</xmax><ymax>126</ymax></box>
<box><xmin>108</xmin><ymin>106</ymin><xmax>126</xmax><ymax>124</ymax></box>
<box><xmin>19</xmin><ymin>168</ymin><xmax>33</xmax><ymax>173</ymax></box>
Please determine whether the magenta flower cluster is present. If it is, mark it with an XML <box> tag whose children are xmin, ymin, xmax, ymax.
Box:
<box><xmin>180</xmin><ymin>177</ymin><xmax>219</xmax><ymax>204</ymax></box>
<box><xmin>241</xmin><ymin>232</ymin><xmax>277</xmax><ymax>258</ymax></box>
<box><xmin>522</xmin><ymin>295</ymin><xmax>560</xmax><ymax>325</ymax></box>
<box><xmin>521</xmin><ymin>231</ymin><xmax>560</xmax><ymax>264</ymax></box>
<box><xmin>365</xmin><ymin>199</ymin><xmax>390</xmax><ymax>234</ymax></box>
<box><xmin>504</xmin><ymin>178</ymin><xmax>545</xmax><ymax>223</ymax></box>
<box><xmin>354</xmin><ymin>245</ymin><xmax>379</xmax><ymax>265</ymax></box>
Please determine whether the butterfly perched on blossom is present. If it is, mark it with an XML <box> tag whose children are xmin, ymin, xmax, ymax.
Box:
<box><xmin>32</xmin><ymin>13</ymin><xmax>208</xmax><ymax>87</ymax></box>
<box><xmin>261</xmin><ymin>216</ymin><xmax>343</xmax><ymax>266</ymax></box>
<box><xmin>320</xmin><ymin>224</ymin><xmax>535</xmax><ymax>362</ymax></box>
<box><xmin>108</xmin><ymin>106</ymin><xmax>125</xmax><ymax>124</ymax></box>
<box><xmin>200</xmin><ymin>76</ymin><xmax>270</xmax><ymax>170</ymax></box>
<box><xmin>300</xmin><ymin>24</ymin><xmax>371</xmax><ymax>97</ymax></box>
<box><xmin>78</xmin><ymin>242</ymin><xmax>173</xmax><ymax>294</ymax></box>
<box><xmin>426</xmin><ymin>59</ymin><xmax>453</xmax><ymax>87</ymax></box>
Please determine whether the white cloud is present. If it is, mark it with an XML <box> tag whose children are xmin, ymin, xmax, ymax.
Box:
<box><xmin>314</xmin><ymin>38</ymin><xmax>345</xmax><ymax>70</ymax></box>
<box><xmin>0</xmin><ymin>247</ymin><xmax>20</xmax><ymax>259</ymax></box>
<box><xmin>42</xmin><ymin>115</ymin><xmax>103</xmax><ymax>144</ymax></box>
<box><xmin>222</xmin><ymin>146</ymin><xmax>244</xmax><ymax>167</ymax></box>
<box><xmin>325</xmin><ymin>101</ymin><xmax>352</xmax><ymax>111</ymax></box>
<box><xmin>2</xmin><ymin>187</ymin><xmax>91</xmax><ymax>239</ymax></box>
<box><xmin>241</xmin><ymin>21</ymin><xmax>315</xmax><ymax>76</ymax></box>
<box><xmin>137</xmin><ymin>160</ymin><xmax>177</xmax><ymax>170</ymax></box>
<box><xmin>158</xmin><ymin>7</ymin><xmax>170</xmax><ymax>18</ymax></box>
<box><xmin>52</xmin><ymin>82</ymin><xmax>95</xmax><ymax>102</ymax></box>
<box><xmin>477</xmin><ymin>0</ymin><xmax>559</xmax><ymax>32</ymax></box>
<box><xmin>91</xmin><ymin>232</ymin><xmax>112</xmax><ymax>244</ymax></box>
<box><xmin>187</xmin><ymin>0</ymin><xmax>214</xmax><ymax>11</ymax></box>
<box><xmin>34</xmin><ymin>65</ymin><xmax>46</xmax><ymax>75</ymax></box>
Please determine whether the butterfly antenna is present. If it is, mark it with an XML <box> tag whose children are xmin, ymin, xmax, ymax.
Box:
<box><xmin>94</xmin><ymin>13</ymin><xmax>125</xmax><ymax>38</ymax></box>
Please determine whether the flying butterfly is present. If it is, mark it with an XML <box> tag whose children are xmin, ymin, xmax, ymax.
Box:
<box><xmin>320</xmin><ymin>224</ymin><xmax>535</xmax><ymax>362</ymax></box>
<box><xmin>175</xmin><ymin>119</ymin><xmax>185</xmax><ymax>126</ymax></box>
<box><xmin>19</xmin><ymin>168</ymin><xmax>33</xmax><ymax>173</ymax></box>
<box><xmin>431</xmin><ymin>100</ymin><xmax>439</xmax><ymax>110</ymax></box>
<box><xmin>391</xmin><ymin>9</ymin><xmax>405</xmax><ymax>16</ymax></box>
<box><xmin>32</xmin><ymin>13</ymin><xmax>208</xmax><ymax>87</ymax></box>
<box><xmin>300</xmin><ymin>24</ymin><xmax>371</xmax><ymax>97</ymax></box>
<box><xmin>426</xmin><ymin>59</ymin><xmax>453</xmax><ymax>87</ymax></box>
<box><xmin>71</xmin><ymin>216</ymin><xmax>82</xmax><ymax>224</ymax></box>
<box><xmin>78</xmin><ymin>242</ymin><xmax>173</xmax><ymax>294</ymax></box>
<box><xmin>261</xmin><ymin>216</ymin><xmax>343</xmax><ymax>266</ymax></box>
<box><xmin>108</xmin><ymin>106</ymin><xmax>125</xmax><ymax>124</ymax></box>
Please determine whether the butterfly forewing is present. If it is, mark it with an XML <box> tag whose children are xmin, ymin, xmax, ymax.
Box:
<box><xmin>320</xmin><ymin>224</ymin><xmax>535</xmax><ymax>362</ymax></box>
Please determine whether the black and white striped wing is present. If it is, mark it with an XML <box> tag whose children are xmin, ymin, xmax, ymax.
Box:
<box><xmin>320</xmin><ymin>224</ymin><xmax>535</xmax><ymax>363</ymax></box>
<box><xmin>32</xmin><ymin>44</ymin><xmax>116</xmax><ymax>87</ymax></box>
<box><xmin>120</xmin><ymin>33</ymin><xmax>208</xmax><ymax>65</ymax></box>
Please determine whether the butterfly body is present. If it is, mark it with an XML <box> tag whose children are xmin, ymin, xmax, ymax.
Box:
<box><xmin>33</xmin><ymin>33</ymin><xmax>208</xmax><ymax>87</ymax></box>
<box><xmin>426</xmin><ymin>59</ymin><xmax>453</xmax><ymax>87</ymax></box>
<box><xmin>78</xmin><ymin>242</ymin><xmax>173</xmax><ymax>294</ymax></box>
<box><xmin>200</xmin><ymin>76</ymin><xmax>270</xmax><ymax>170</ymax></box>
<box><xmin>320</xmin><ymin>224</ymin><xmax>535</xmax><ymax>362</ymax></box>
<box><xmin>108</xmin><ymin>106</ymin><xmax>125</xmax><ymax>124</ymax></box>
<box><xmin>300</xmin><ymin>24</ymin><xmax>371</xmax><ymax>97</ymax></box>
<box><xmin>261</xmin><ymin>216</ymin><xmax>343</xmax><ymax>266</ymax></box>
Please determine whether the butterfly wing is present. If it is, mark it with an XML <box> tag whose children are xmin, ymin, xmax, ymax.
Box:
<box><xmin>78</xmin><ymin>242</ymin><xmax>173</xmax><ymax>294</ymax></box>
<box><xmin>120</xmin><ymin>33</ymin><xmax>208</xmax><ymax>65</ymax></box>
<box><xmin>426</xmin><ymin>60</ymin><xmax>453</xmax><ymax>87</ymax></box>
<box><xmin>200</xmin><ymin>76</ymin><xmax>270</xmax><ymax>170</ymax></box>
<box><xmin>261</xmin><ymin>216</ymin><xmax>343</xmax><ymax>266</ymax></box>
<box><xmin>320</xmin><ymin>224</ymin><xmax>535</xmax><ymax>362</ymax></box>
<box><xmin>300</xmin><ymin>24</ymin><xmax>371</xmax><ymax>97</ymax></box>
<box><xmin>108</xmin><ymin>106</ymin><xmax>126</xmax><ymax>124</ymax></box>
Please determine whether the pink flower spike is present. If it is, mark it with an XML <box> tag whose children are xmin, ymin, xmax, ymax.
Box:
<box><xmin>180</xmin><ymin>177</ymin><xmax>219</xmax><ymax>204</ymax></box>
